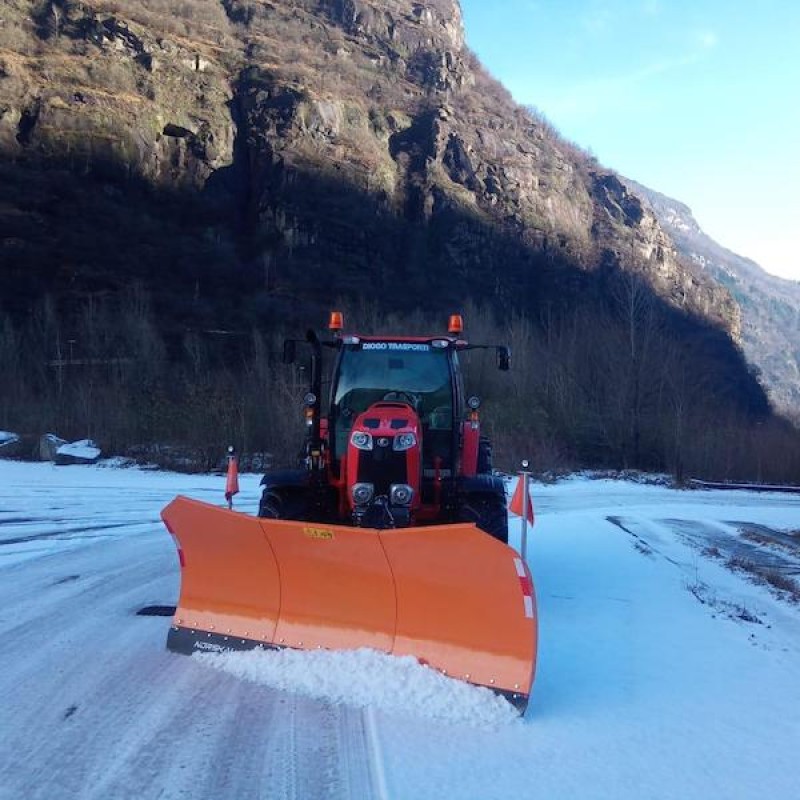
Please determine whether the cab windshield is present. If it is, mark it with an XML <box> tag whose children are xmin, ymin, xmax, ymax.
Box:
<box><xmin>332</xmin><ymin>343</ymin><xmax>453</xmax><ymax>458</ymax></box>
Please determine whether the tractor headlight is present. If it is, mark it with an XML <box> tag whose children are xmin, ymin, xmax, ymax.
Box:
<box><xmin>351</xmin><ymin>483</ymin><xmax>374</xmax><ymax>506</ymax></box>
<box><xmin>390</xmin><ymin>484</ymin><xmax>414</xmax><ymax>506</ymax></box>
<box><xmin>393</xmin><ymin>433</ymin><xmax>417</xmax><ymax>451</ymax></box>
<box><xmin>350</xmin><ymin>431</ymin><xmax>373</xmax><ymax>451</ymax></box>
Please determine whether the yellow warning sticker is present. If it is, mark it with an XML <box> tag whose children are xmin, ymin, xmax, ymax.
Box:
<box><xmin>303</xmin><ymin>526</ymin><xmax>335</xmax><ymax>540</ymax></box>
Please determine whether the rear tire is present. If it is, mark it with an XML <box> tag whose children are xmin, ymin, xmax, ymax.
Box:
<box><xmin>459</xmin><ymin>492</ymin><xmax>508</xmax><ymax>543</ymax></box>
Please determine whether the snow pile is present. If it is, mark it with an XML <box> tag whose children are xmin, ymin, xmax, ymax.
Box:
<box><xmin>95</xmin><ymin>456</ymin><xmax>137</xmax><ymax>469</ymax></box>
<box><xmin>0</xmin><ymin>430</ymin><xmax>23</xmax><ymax>459</ymax></box>
<box><xmin>195</xmin><ymin>647</ymin><xmax>521</xmax><ymax>728</ymax></box>
<box><xmin>55</xmin><ymin>439</ymin><xmax>102</xmax><ymax>464</ymax></box>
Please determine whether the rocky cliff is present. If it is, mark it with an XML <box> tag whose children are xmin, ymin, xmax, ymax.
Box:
<box><xmin>626</xmin><ymin>178</ymin><xmax>800</xmax><ymax>414</ymax></box>
<box><xmin>0</xmin><ymin>0</ymin><xmax>740</xmax><ymax>337</ymax></box>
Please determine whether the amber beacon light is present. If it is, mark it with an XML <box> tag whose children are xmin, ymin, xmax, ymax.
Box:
<box><xmin>329</xmin><ymin>311</ymin><xmax>344</xmax><ymax>332</ymax></box>
<box><xmin>448</xmin><ymin>314</ymin><xmax>464</xmax><ymax>335</ymax></box>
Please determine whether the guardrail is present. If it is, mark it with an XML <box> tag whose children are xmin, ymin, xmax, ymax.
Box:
<box><xmin>689</xmin><ymin>479</ymin><xmax>800</xmax><ymax>494</ymax></box>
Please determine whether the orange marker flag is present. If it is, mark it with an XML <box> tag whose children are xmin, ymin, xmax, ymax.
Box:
<box><xmin>509</xmin><ymin>476</ymin><xmax>535</xmax><ymax>525</ymax></box>
<box><xmin>225</xmin><ymin>449</ymin><xmax>239</xmax><ymax>509</ymax></box>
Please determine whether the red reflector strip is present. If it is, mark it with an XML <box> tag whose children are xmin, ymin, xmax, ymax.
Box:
<box><xmin>514</xmin><ymin>558</ymin><xmax>534</xmax><ymax>619</ymax></box>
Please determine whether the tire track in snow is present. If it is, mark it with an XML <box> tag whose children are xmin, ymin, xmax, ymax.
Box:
<box><xmin>0</xmin><ymin>477</ymin><xmax>384</xmax><ymax>800</ymax></box>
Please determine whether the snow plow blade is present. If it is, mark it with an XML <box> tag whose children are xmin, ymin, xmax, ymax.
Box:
<box><xmin>161</xmin><ymin>496</ymin><xmax>537</xmax><ymax>712</ymax></box>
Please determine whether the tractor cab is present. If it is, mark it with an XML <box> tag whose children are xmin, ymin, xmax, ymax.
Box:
<box><xmin>330</xmin><ymin>336</ymin><xmax>461</xmax><ymax>475</ymax></box>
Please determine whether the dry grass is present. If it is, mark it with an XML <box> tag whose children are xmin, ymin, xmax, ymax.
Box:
<box><xmin>740</xmin><ymin>529</ymin><xmax>799</xmax><ymax>554</ymax></box>
<box><xmin>683</xmin><ymin>576</ymin><xmax>762</xmax><ymax>623</ymax></box>
<box><xmin>0</xmin><ymin>47</ymin><xmax>30</xmax><ymax>67</ymax></box>
<box><xmin>741</xmin><ymin>530</ymin><xmax>779</xmax><ymax>547</ymax></box>
<box><xmin>726</xmin><ymin>556</ymin><xmax>800</xmax><ymax>603</ymax></box>
<box><xmin>84</xmin><ymin>0</ymin><xmax>234</xmax><ymax>46</ymax></box>
<box><xmin>762</xmin><ymin>570</ymin><xmax>800</xmax><ymax>598</ymax></box>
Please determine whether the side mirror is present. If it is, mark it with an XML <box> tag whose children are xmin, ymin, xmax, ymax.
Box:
<box><xmin>283</xmin><ymin>339</ymin><xmax>296</xmax><ymax>365</ymax></box>
<box><xmin>497</xmin><ymin>346</ymin><xmax>511</xmax><ymax>372</ymax></box>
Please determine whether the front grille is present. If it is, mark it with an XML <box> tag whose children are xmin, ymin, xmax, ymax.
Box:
<box><xmin>357</xmin><ymin>444</ymin><xmax>407</xmax><ymax>496</ymax></box>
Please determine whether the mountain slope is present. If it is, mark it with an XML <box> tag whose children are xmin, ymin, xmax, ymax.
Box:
<box><xmin>0</xmin><ymin>0</ymin><xmax>736</xmax><ymax>331</ymax></box>
<box><xmin>626</xmin><ymin>178</ymin><xmax>800</xmax><ymax>413</ymax></box>
<box><xmin>1</xmin><ymin>0</ymin><xmax>787</xmax><ymax>477</ymax></box>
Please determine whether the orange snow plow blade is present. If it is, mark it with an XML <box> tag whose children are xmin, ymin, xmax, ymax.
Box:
<box><xmin>161</xmin><ymin>496</ymin><xmax>537</xmax><ymax>711</ymax></box>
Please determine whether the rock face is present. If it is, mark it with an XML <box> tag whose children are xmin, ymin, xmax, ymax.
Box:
<box><xmin>627</xmin><ymin>178</ymin><xmax>800</xmax><ymax>414</ymax></box>
<box><xmin>0</xmin><ymin>1</ymin><xmax>741</xmax><ymax>337</ymax></box>
<box><xmin>39</xmin><ymin>433</ymin><xmax>68</xmax><ymax>462</ymax></box>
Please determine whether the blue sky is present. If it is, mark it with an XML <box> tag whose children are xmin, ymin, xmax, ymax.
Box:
<box><xmin>459</xmin><ymin>0</ymin><xmax>800</xmax><ymax>281</ymax></box>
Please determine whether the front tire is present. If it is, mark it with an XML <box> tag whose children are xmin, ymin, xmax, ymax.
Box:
<box><xmin>459</xmin><ymin>492</ymin><xmax>508</xmax><ymax>543</ymax></box>
<box><xmin>258</xmin><ymin>488</ymin><xmax>307</xmax><ymax>521</ymax></box>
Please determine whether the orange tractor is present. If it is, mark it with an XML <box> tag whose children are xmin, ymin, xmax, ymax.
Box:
<box><xmin>161</xmin><ymin>314</ymin><xmax>538</xmax><ymax>712</ymax></box>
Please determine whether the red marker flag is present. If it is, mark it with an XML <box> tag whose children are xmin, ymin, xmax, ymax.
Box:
<box><xmin>225</xmin><ymin>454</ymin><xmax>239</xmax><ymax>508</ymax></box>
<box><xmin>509</xmin><ymin>476</ymin><xmax>535</xmax><ymax>525</ymax></box>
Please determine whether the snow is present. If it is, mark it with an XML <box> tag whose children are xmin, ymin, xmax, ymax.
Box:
<box><xmin>196</xmin><ymin>648</ymin><xmax>520</xmax><ymax>729</ymax></box>
<box><xmin>56</xmin><ymin>438</ymin><xmax>102</xmax><ymax>460</ymax></box>
<box><xmin>0</xmin><ymin>462</ymin><xmax>799</xmax><ymax>799</ymax></box>
<box><xmin>0</xmin><ymin>430</ymin><xmax>19</xmax><ymax>444</ymax></box>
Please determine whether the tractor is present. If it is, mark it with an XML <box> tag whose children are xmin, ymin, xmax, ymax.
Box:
<box><xmin>258</xmin><ymin>312</ymin><xmax>511</xmax><ymax>542</ymax></box>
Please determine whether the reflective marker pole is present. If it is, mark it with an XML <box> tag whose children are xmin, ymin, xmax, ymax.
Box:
<box><xmin>520</xmin><ymin>460</ymin><xmax>531</xmax><ymax>563</ymax></box>
<box><xmin>225</xmin><ymin>445</ymin><xmax>239</xmax><ymax>511</ymax></box>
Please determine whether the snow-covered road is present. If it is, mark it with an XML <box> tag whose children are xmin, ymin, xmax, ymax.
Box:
<box><xmin>1</xmin><ymin>462</ymin><xmax>798</xmax><ymax>799</ymax></box>
<box><xmin>0</xmin><ymin>465</ymin><xmax>386</xmax><ymax>800</ymax></box>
